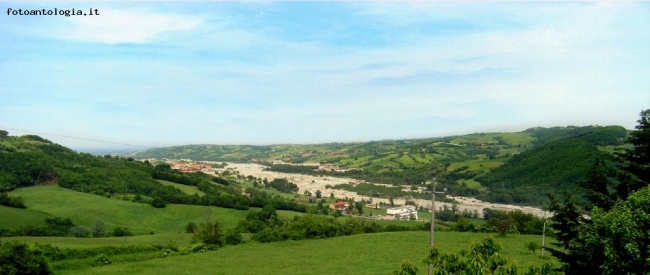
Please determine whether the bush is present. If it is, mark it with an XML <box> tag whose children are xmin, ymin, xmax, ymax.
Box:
<box><xmin>112</xmin><ymin>227</ymin><xmax>132</xmax><ymax>237</ymax></box>
<box><xmin>93</xmin><ymin>254</ymin><xmax>111</xmax><ymax>266</ymax></box>
<box><xmin>151</xmin><ymin>197</ymin><xmax>166</xmax><ymax>208</ymax></box>
<box><xmin>92</xmin><ymin>219</ymin><xmax>106</xmax><ymax>238</ymax></box>
<box><xmin>185</xmin><ymin>222</ymin><xmax>197</xmax><ymax>233</ymax></box>
<box><xmin>68</xmin><ymin>225</ymin><xmax>90</xmax><ymax>238</ymax></box>
<box><xmin>0</xmin><ymin>193</ymin><xmax>26</xmax><ymax>208</ymax></box>
<box><xmin>225</xmin><ymin>229</ymin><xmax>244</xmax><ymax>245</ymax></box>
<box><xmin>0</xmin><ymin>241</ymin><xmax>52</xmax><ymax>274</ymax></box>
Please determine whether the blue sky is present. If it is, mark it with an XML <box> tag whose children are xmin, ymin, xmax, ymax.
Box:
<box><xmin>1</xmin><ymin>2</ymin><xmax>649</xmax><ymax>150</ymax></box>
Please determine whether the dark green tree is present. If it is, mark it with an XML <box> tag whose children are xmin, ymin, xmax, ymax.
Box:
<box><xmin>618</xmin><ymin>109</ymin><xmax>650</xmax><ymax>197</ymax></box>
<box><xmin>582</xmin><ymin>186</ymin><xmax>650</xmax><ymax>274</ymax></box>
<box><xmin>0</xmin><ymin>241</ymin><xmax>51</xmax><ymax>274</ymax></box>
<box><xmin>547</xmin><ymin>109</ymin><xmax>650</xmax><ymax>274</ymax></box>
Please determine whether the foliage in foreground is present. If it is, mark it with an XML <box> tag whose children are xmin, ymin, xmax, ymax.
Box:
<box><xmin>547</xmin><ymin>109</ymin><xmax>650</xmax><ymax>275</ymax></box>
<box><xmin>0</xmin><ymin>240</ymin><xmax>51</xmax><ymax>275</ymax></box>
<box><xmin>394</xmin><ymin>237</ymin><xmax>560</xmax><ymax>275</ymax></box>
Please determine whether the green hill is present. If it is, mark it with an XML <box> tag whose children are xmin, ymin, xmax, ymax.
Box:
<box><xmin>128</xmin><ymin>126</ymin><xmax>629</xmax><ymax>201</ymax></box>
<box><xmin>0</xmin><ymin>132</ymin><xmax>310</xmax><ymax>216</ymax></box>
<box><xmin>2</xmin><ymin>185</ymin><xmax>302</xmax><ymax>234</ymax></box>
<box><xmin>476</xmin><ymin>126</ymin><xmax>627</xmax><ymax>205</ymax></box>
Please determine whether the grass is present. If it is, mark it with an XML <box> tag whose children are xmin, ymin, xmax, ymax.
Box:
<box><xmin>59</xmin><ymin>231</ymin><xmax>556</xmax><ymax>275</ymax></box>
<box><xmin>447</xmin><ymin>159</ymin><xmax>505</xmax><ymax>173</ymax></box>
<box><xmin>156</xmin><ymin>180</ymin><xmax>205</xmax><ymax>196</ymax></box>
<box><xmin>1</xmin><ymin>233</ymin><xmax>193</xmax><ymax>249</ymax></box>
<box><xmin>0</xmin><ymin>205</ymin><xmax>55</xmax><ymax>229</ymax></box>
<box><xmin>7</xmin><ymin>186</ymin><xmax>303</xmax><ymax>234</ymax></box>
<box><xmin>457</xmin><ymin>179</ymin><xmax>483</xmax><ymax>189</ymax></box>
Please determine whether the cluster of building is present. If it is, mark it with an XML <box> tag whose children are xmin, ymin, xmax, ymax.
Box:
<box><xmin>328</xmin><ymin>201</ymin><xmax>419</xmax><ymax>221</ymax></box>
<box><xmin>169</xmin><ymin>161</ymin><xmax>214</xmax><ymax>173</ymax></box>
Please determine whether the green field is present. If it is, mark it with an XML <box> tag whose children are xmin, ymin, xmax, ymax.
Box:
<box><xmin>156</xmin><ymin>180</ymin><xmax>205</xmax><ymax>196</ymax></box>
<box><xmin>5</xmin><ymin>186</ymin><xmax>303</xmax><ymax>234</ymax></box>
<box><xmin>447</xmin><ymin>158</ymin><xmax>505</xmax><ymax>173</ymax></box>
<box><xmin>0</xmin><ymin>204</ymin><xmax>55</xmax><ymax>229</ymax></box>
<box><xmin>57</xmin><ymin>231</ymin><xmax>555</xmax><ymax>275</ymax></box>
<box><xmin>2</xmin><ymin>233</ymin><xmax>193</xmax><ymax>249</ymax></box>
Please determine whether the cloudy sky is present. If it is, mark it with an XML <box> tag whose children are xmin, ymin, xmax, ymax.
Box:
<box><xmin>1</xmin><ymin>2</ymin><xmax>649</xmax><ymax>150</ymax></box>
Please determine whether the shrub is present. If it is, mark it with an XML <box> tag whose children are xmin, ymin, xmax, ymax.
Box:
<box><xmin>93</xmin><ymin>254</ymin><xmax>111</xmax><ymax>266</ymax></box>
<box><xmin>225</xmin><ymin>229</ymin><xmax>244</xmax><ymax>245</ymax></box>
<box><xmin>112</xmin><ymin>227</ymin><xmax>132</xmax><ymax>237</ymax></box>
<box><xmin>92</xmin><ymin>219</ymin><xmax>106</xmax><ymax>238</ymax></box>
<box><xmin>151</xmin><ymin>197</ymin><xmax>166</xmax><ymax>208</ymax></box>
<box><xmin>185</xmin><ymin>222</ymin><xmax>197</xmax><ymax>233</ymax></box>
<box><xmin>69</xmin><ymin>225</ymin><xmax>90</xmax><ymax>238</ymax></box>
<box><xmin>0</xmin><ymin>241</ymin><xmax>51</xmax><ymax>274</ymax></box>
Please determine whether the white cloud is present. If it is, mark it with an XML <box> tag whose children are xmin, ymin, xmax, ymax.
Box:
<box><xmin>55</xmin><ymin>9</ymin><xmax>201</xmax><ymax>44</ymax></box>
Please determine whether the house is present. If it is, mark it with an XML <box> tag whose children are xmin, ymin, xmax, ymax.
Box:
<box><xmin>386</xmin><ymin>205</ymin><xmax>418</xmax><ymax>221</ymax></box>
<box><xmin>329</xmin><ymin>201</ymin><xmax>350</xmax><ymax>214</ymax></box>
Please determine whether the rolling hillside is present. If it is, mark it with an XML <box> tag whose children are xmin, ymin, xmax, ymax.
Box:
<box><xmin>476</xmin><ymin>126</ymin><xmax>627</xmax><ymax>205</ymax></box>
<box><xmin>128</xmin><ymin>126</ymin><xmax>629</xmax><ymax>203</ymax></box>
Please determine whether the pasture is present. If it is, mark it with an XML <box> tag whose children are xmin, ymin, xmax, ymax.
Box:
<box><xmin>58</xmin><ymin>231</ymin><xmax>555</xmax><ymax>274</ymax></box>
<box><xmin>5</xmin><ymin>186</ymin><xmax>303</xmax><ymax>234</ymax></box>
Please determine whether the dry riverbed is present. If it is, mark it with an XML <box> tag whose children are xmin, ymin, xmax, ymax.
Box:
<box><xmin>216</xmin><ymin>163</ymin><xmax>550</xmax><ymax>218</ymax></box>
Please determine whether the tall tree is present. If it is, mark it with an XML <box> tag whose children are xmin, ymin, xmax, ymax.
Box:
<box><xmin>547</xmin><ymin>108</ymin><xmax>650</xmax><ymax>274</ymax></box>
<box><xmin>618</xmin><ymin>109</ymin><xmax>650</xmax><ymax>196</ymax></box>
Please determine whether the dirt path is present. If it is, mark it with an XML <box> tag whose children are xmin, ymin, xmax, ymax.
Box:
<box><xmin>217</xmin><ymin>163</ymin><xmax>551</xmax><ymax>218</ymax></box>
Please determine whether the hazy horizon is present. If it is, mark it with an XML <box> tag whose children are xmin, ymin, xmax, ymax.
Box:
<box><xmin>2</xmin><ymin>2</ymin><xmax>649</xmax><ymax>150</ymax></box>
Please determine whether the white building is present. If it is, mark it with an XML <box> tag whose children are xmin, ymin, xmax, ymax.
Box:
<box><xmin>387</xmin><ymin>205</ymin><xmax>418</xmax><ymax>221</ymax></box>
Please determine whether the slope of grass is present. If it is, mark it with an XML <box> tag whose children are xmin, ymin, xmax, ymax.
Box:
<box><xmin>156</xmin><ymin>180</ymin><xmax>205</xmax><ymax>196</ymax></box>
<box><xmin>2</xmin><ymin>233</ymin><xmax>193</xmax><ymax>249</ymax></box>
<box><xmin>60</xmin><ymin>231</ymin><xmax>555</xmax><ymax>275</ymax></box>
<box><xmin>7</xmin><ymin>186</ymin><xmax>302</xmax><ymax>234</ymax></box>
<box><xmin>0</xmin><ymin>205</ymin><xmax>54</xmax><ymax>229</ymax></box>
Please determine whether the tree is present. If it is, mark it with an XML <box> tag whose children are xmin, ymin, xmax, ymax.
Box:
<box><xmin>191</xmin><ymin>218</ymin><xmax>225</xmax><ymax>246</ymax></box>
<box><xmin>582</xmin><ymin>186</ymin><xmax>650</xmax><ymax>274</ymax></box>
<box><xmin>0</xmin><ymin>241</ymin><xmax>51</xmax><ymax>274</ymax></box>
<box><xmin>618</xmin><ymin>109</ymin><xmax>650</xmax><ymax>196</ymax></box>
<box><xmin>546</xmin><ymin>109</ymin><xmax>650</xmax><ymax>274</ymax></box>
<box><xmin>315</xmin><ymin>190</ymin><xmax>322</xmax><ymax>198</ymax></box>
<box><xmin>92</xmin><ymin>219</ymin><xmax>106</xmax><ymax>238</ymax></box>
<box><xmin>575</xmin><ymin>158</ymin><xmax>616</xmax><ymax>211</ymax></box>
<box><xmin>355</xmin><ymin>201</ymin><xmax>364</xmax><ymax>215</ymax></box>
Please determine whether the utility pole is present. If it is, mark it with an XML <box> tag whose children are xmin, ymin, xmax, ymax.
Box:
<box><xmin>429</xmin><ymin>177</ymin><xmax>436</xmax><ymax>275</ymax></box>
<box><xmin>429</xmin><ymin>177</ymin><xmax>447</xmax><ymax>275</ymax></box>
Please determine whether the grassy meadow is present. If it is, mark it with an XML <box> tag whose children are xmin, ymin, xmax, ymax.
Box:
<box><xmin>58</xmin><ymin>231</ymin><xmax>555</xmax><ymax>275</ymax></box>
<box><xmin>5</xmin><ymin>185</ymin><xmax>303</xmax><ymax>234</ymax></box>
<box><xmin>156</xmin><ymin>180</ymin><xmax>205</xmax><ymax>196</ymax></box>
